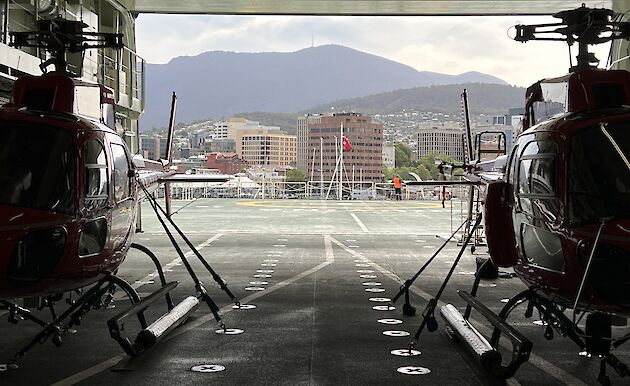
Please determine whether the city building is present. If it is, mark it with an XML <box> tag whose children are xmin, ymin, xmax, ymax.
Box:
<box><xmin>415</xmin><ymin>123</ymin><xmax>465</xmax><ymax>162</ymax></box>
<box><xmin>382</xmin><ymin>144</ymin><xmax>396</xmax><ymax>169</ymax></box>
<box><xmin>139</xmin><ymin>134</ymin><xmax>167</xmax><ymax>160</ymax></box>
<box><xmin>206</xmin><ymin>138</ymin><xmax>237</xmax><ymax>153</ymax></box>
<box><xmin>213</xmin><ymin>121</ymin><xmax>229</xmax><ymax>139</ymax></box>
<box><xmin>236</xmin><ymin>127</ymin><xmax>297</xmax><ymax>169</ymax></box>
<box><xmin>307</xmin><ymin>113</ymin><xmax>383</xmax><ymax>182</ymax></box>
<box><xmin>206</xmin><ymin>152</ymin><xmax>248</xmax><ymax>175</ymax></box>
<box><xmin>296</xmin><ymin>114</ymin><xmax>322</xmax><ymax>172</ymax></box>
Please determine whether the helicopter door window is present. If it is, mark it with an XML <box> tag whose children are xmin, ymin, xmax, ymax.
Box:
<box><xmin>111</xmin><ymin>144</ymin><xmax>131</xmax><ymax>202</ymax></box>
<box><xmin>517</xmin><ymin>140</ymin><xmax>559</xmax><ymax>220</ymax></box>
<box><xmin>84</xmin><ymin>139</ymin><xmax>108</xmax><ymax>209</ymax></box>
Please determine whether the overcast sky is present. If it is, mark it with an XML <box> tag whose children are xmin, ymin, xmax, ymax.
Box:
<box><xmin>135</xmin><ymin>15</ymin><xmax>611</xmax><ymax>87</ymax></box>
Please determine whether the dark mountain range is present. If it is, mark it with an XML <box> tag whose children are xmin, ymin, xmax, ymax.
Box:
<box><xmin>142</xmin><ymin>44</ymin><xmax>507</xmax><ymax>129</ymax></box>
<box><xmin>307</xmin><ymin>82</ymin><xmax>526</xmax><ymax>116</ymax></box>
<box><xmin>233</xmin><ymin>83</ymin><xmax>525</xmax><ymax>135</ymax></box>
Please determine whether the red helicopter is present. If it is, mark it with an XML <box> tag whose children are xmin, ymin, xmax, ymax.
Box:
<box><xmin>0</xmin><ymin>18</ymin><xmax>236</xmax><ymax>367</ymax></box>
<box><xmin>395</xmin><ymin>5</ymin><xmax>630</xmax><ymax>385</ymax></box>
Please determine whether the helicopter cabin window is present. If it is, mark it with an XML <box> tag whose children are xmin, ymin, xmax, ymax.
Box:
<box><xmin>517</xmin><ymin>140</ymin><xmax>558</xmax><ymax>220</ymax></box>
<box><xmin>531</xmin><ymin>82</ymin><xmax>568</xmax><ymax>125</ymax></box>
<box><xmin>111</xmin><ymin>144</ymin><xmax>131</xmax><ymax>202</ymax></box>
<box><xmin>85</xmin><ymin>139</ymin><xmax>108</xmax><ymax>209</ymax></box>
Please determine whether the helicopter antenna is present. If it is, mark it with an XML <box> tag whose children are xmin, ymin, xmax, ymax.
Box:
<box><xmin>513</xmin><ymin>4</ymin><xmax>630</xmax><ymax>72</ymax></box>
<box><xmin>9</xmin><ymin>18</ymin><xmax>123</xmax><ymax>76</ymax></box>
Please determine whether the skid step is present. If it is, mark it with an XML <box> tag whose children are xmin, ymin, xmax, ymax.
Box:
<box><xmin>441</xmin><ymin>304</ymin><xmax>501</xmax><ymax>370</ymax></box>
<box><xmin>441</xmin><ymin>290</ymin><xmax>532</xmax><ymax>379</ymax></box>
<box><xmin>136</xmin><ymin>296</ymin><xmax>200</xmax><ymax>350</ymax></box>
<box><xmin>108</xmin><ymin>281</ymin><xmax>199</xmax><ymax>356</ymax></box>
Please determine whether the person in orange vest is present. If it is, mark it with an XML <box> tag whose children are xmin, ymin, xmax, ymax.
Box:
<box><xmin>393</xmin><ymin>175</ymin><xmax>403</xmax><ymax>201</ymax></box>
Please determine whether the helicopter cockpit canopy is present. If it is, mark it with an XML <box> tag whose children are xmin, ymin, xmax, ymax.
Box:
<box><xmin>568</xmin><ymin>122</ymin><xmax>630</xmax><ymax>226</ymax></box>
<box><xmin>0</xmin><ymin>122</ymin><xmax>75</xmax><ymax>215</ymax></box>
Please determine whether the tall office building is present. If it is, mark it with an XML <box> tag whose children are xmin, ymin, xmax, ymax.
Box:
<box><xmin>236</xmin><ymin>127</ymin><xmax>297</xmax><ymax>169</ymax></box>
<box><xmin>307</xmin><ymin>113</ymin><xmax>383</xmax><ymax>182</ymax></box>
<box><xmin>296</xmin><ymin>114</ymin><xmax>322</xmax><ymax>172</ymax></box>
<box><xmin>415</xmin><ymin>123</ymin><xmax>465</xmax><ymax>162</ymax></box>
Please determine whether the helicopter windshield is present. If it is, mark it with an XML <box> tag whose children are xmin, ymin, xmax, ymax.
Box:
<box><xmin>569</xmin><ymin>122</ymin><xmax>630</xmax><ymax>225</ymax></box>
<box><xmin>0</xmin><ymin>122</ymin><xmax>75</xmax><ymax>215</ymax></box>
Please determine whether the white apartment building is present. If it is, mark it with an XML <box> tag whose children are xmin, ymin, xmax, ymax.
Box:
<box><xmin>416</xmin><ymin>123</ymin><xmax>465</xmax><ymax>162</ymax></box>
<box><xmin>296</xmin><ymin>114</ymin><xmax>322</xmax><ymax>172</ymax></box>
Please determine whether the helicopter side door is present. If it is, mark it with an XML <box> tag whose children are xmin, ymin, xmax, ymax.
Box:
<box><xmin>107</xmin><ymin>134</ymin><xmax>136</xmax><ymax>260</ymax></box>
<box><xmin>79</xmin><ymin>135</ymin><xmax>110</xmax><ymax>259</ymax></box>
<box><xmin>512</xmin><ymin>134</ymin><xmax>565</xmax><ymax>275</ymax></box>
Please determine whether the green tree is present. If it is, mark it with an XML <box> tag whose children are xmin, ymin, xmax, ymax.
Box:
<box><xmin>395</xmin><ymin>143</ymin><xmax>413</xmax><ymax>168</ymax></box>
<box><xmin>286</xmin><ymin>168</ymin><xmax>308</xmax><ymax>182</ymax></box>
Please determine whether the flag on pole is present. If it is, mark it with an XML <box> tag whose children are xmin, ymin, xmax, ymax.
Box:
<box><xmin>342</xmin><ymin>135</ymin><xmax>353</xmax><ymax>152</ymax></box>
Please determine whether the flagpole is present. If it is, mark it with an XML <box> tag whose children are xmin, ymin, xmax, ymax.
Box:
<box><xmin>320</xmin><ymin>137</ymin><xmax>323</xmax><ymax>199</ymax></box>
<box><xmin>339</xmin><ymin>122</ymin><xmax>343</xmax><ymax>200</ymax></box>
<box><xmin>310</xmin><ymin>147</ymin><xmax>316</xmax><ymax>197</ymax></box>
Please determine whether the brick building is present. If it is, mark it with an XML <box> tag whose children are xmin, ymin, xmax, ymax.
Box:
<box><xmin>206</xmin><ymin>152</ymin><xmax>248</xmax><ymax>175</ymax></box>
<box><xmin>306</xmin><ymin>113</ymin><xmax>383</xmax><ymax>182</ymax></box>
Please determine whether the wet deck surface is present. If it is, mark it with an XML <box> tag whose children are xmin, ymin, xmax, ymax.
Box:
<box><xmin>1</xmin><ymin>199</ymin><xmax>629</xmax><ymax>385</ymax></box>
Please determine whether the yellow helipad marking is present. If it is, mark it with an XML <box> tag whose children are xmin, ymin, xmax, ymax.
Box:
<box><xmin>237</xmin><ymin>201</ymin><xmax>446</xmax><ymax>210</ymax></box>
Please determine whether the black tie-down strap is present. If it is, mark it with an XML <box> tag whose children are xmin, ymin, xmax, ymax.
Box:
<box><xmin>138</xmin><ymin>180</ymin><xmax>239</xmax><ymax>306</ymax></box>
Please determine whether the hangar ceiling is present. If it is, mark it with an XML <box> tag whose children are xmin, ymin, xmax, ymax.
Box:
<box><xmin>131</xmin><ymin>1</ymin><xmax>616</xmax><ymax>16</ymax></box>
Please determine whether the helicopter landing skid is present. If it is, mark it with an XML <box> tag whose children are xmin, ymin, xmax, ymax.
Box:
<box><xmin>0</xmin><ymin>274</ymin><xmax>140</xmax><ymax>369</ymax></box>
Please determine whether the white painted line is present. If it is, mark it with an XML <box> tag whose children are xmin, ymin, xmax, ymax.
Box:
<box><xmin>350</xmin><ymin>212</ymin><xmax>369</xmax><ymax>233</ymax></box>
<box><xmin>52</xmin><ymin>234</ymin><xmax>336</xmax><ymax>385</ymax></box>
<box><xmin>329</xmin><ymin>236</ymin><xmax>587</xmax><ymax>386</ymax></box>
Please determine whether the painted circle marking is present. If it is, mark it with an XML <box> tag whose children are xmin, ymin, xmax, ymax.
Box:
<box><xmin>191</xmin><ymin>364</ymin><xmax>226</xmax><ymax>373</ymax></box>
<box><xmin>378</xmin><ymin>318</ymin><xmax>403</xmax><ymax>325</ymax></box>
<box><xmin>254</xmin><ymin>274</ymin><xmax>272</xmax><ymax>278</ymax></box>
<box><xmin>373</xmin><ymin>305</ymin><xmax>396</xmax><ymax>311</ymax></box>
<box><xmin>257</xmin><ymin>269</ymin><xmax>274</xmax><ymax>273</ymax></box>
<box><xmin>355</xmin><ymin>263</ymin><xmax>371</xmax><ymax>267</ymax></box>
<box><xmin>397</xmin><ymin>366</ymin><xmax>430</xmax><ymax>375</ymax></box>
<box><xmin>349</xmin><ymin>245</ymin><xmax>360</xmax><ymax>248</ymax></box>
<box><xmin>357</xmin><ymin>270</ymin><xmax>374</xmax><ymax>273</ymax></box>
<box><xmin>215</xmin><ymin>328</ymin><xmax>244</xmax><ymax>335</ymax></box>
<box><xmin>391</xmin><ymin>349</ymin><xmax>421</xmax><ymax>357</ymax></box>
<box><xmin>245</xmin><ymin>287</ymin><xmax>265</xmax><ymax>291</ymax></box>
<box><xmin>365</xmin><ymin>288</ymin><xmax>386</xmax><ymax>293</ymax></box>
<box><xmin>363</xmin><ymin>282</ymin><xmax>382</xmax><ymax>286</ymax></box>
<box><xmin>273</xmin><ymin>244</ymin><xmax>286</xmax><ymax>247</ymax></box>
<box><xmin>369</xmin><ymin>297</ymin><xmax>391</xmax><ymax>302</ymax></box>
<box><xmin>360</xmin><ymin>274</ymin><xmax>377</xmax><ymax>279</ymax></box>
<box><xmin>233</xmin><ymin>304</ymin><xmax>256</xmax><ymax>310</ymax></box>
<box><xmin>383</xmin><ymin>330</ymin><xmax>410</xmax><ymax>337</ymax></box>
<box><xmin>261</xmin><ymin>263</ymin><xmax>277</xmax><ymax>267</ymax></box>
<box><xmin>249</xmin><ymin>281</ymin><xmax>268</xmax><ymax>285</ymax></box>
